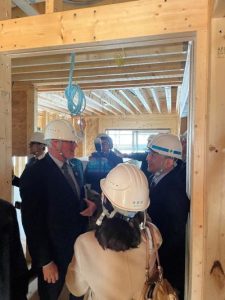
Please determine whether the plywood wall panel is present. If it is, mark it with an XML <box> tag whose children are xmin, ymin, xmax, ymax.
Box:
<box><xmin>98</xmin><ymin>114</ymin><xmax>179</xmax><ymax>135</ymax></box>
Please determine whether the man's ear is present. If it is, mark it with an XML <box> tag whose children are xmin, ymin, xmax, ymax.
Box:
<box><xmin>165</xmin><ymin>157</ymin><xmax>175</xmax><ymax>170</ymax></box>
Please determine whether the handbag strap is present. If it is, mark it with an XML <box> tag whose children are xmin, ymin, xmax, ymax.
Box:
<box><xmin>144</xmin><ymin>227</ymin><xmax>151</xmax><ymax>282</ymax></box>
<box><xmin>145</xmin><ymin>223</ymin><xmax>163</xmax><ymax>281</ymax></box>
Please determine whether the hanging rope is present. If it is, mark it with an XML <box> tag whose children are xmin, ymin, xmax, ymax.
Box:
<box><xmin>65</xmin><ymin>53</ymin><xmax>86</xmax><ymax>115</ymax></box>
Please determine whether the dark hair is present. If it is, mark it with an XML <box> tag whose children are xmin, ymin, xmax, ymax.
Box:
<box><xmin>95</xmin><ymin>212</ymin><xmax>143</xmax><ymax>251</ymax></box>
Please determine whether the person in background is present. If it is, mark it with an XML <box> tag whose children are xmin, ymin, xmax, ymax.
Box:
<box><xmin>0</xmin><ymin>198</ymin><xmax>28</xmax><ymax>300</ymax></box>
<box><xmin>66</xmin><ymin>163</ymin><xmax>162</xmax><ymax>300</ymax></box>
<box><xmin>12</xmin><ymin>131</ymin><xmax>46</xmax><ymax>187</ymax></box>
<box><xmin>20</xmin><ymin>119</ymin><xmax>96</xmax><ymax>300</ymax></box>
<box><xmin>85</xmin><ymin>133</ymin><xmax>123</xmax><ymax>193</ymax></box>
<box><xmin>147</xmin><ymin>133</ymin><xmax>189</xmax><ymax>300</ymax></box>
<box><xmin>114</xmin><ymin>134</ymin><xmax>154</xmax><ymax>178</ymax></box>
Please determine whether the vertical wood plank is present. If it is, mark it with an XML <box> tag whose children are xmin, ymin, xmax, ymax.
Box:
<box><xmin>188</xmin><ymin>28</ymin><xmax>209</xmax><ymax>300</ymax></box>
<box><xmin>0</xmin><ymin>0</ymin><xmax>11</xmax><ymax>201</ymax></box>
<box><xmin>12</xmin><ymin>85</ymin><xmax>36</xmax><ymax>156</ymax></box>
<box><xmin>204</xmin><ymin>18</ymin><xmax>225</xmax><ymax>300</ymax></box>
<box><xmin>45</xmin><ymin>0</ymin><xmax>63</xmax><ymax>13</ymax></box>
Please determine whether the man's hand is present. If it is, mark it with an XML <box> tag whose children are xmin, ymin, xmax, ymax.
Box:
<box><xmin>80</xmin><ymin>199</ymin><xmax>97</xmax><ymax>217</ymax></box>
<box><xmin>42</xmin><ymin>262</ymin><xmax>59</xmax><ymax>284</ymax></box>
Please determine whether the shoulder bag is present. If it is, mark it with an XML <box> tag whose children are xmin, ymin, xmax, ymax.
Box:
<box><xmin>140</xmin><ymin>224</ymin><xmax>179</xmax><ymax>300</ymax></box>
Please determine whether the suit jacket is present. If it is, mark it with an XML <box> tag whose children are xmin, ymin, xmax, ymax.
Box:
<box><xmin>19</xmin><ymin>153</ymin><xmax>87</xmax><ymax>271</ymax></box>
<box><xmin>0</xmin><ymin>199</ymin><xmax>28</xmax><ymax>300</ymax></box>
<box><xmin>66</xmin><ymin>225</ymin><xmax>162</xmax><ymax>300</ymax></box>
<box><xmin>147</xmin><ymin>167</ymin><xmax>189</xmax><ymax>294</ymax></box>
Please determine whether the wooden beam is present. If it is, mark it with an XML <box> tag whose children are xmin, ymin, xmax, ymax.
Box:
<box><xmin>85</xmin><ymin>93</ymin><xmax>116</xmax><ymax>115</ymax></box>
<box><xmin>118</xmin><ymin>90</ymin><xmax>142</xmax><ymax>113</ymax></box>
<box><xmin>0</xmin><ymin>0</ymin><xmax>207</xmax><ymax>54</ymax></box>
<box><xmin>104</xmin><ymin>90</ymin><xmax>135</xmax><ymax>114</ymax></box>
<box><xmin>132</xmin><ymin>88</ymin><xmax>151</xmax><ymax>113</ymax></box>
<box><xmin>91</xmin><ymin>91</ymin><xmax>123</xmax><ymax>114</ymax></box>
<box><xmin>45</xmin><ymin>0</ymin><xmax>63</xmax><ymax>13</ymax></box>
<box><xmin>150</xmin><ymin>87</ymin><xmax>161</xmax><ymax>113</ymax></box>
<box><xmin>12</xmin><ymin>62</ymin><xmax>184</xmax><ymax>78</ymax></box>
<box><xmin>180</xmin><ymin>42</ymin><xmax>191</xmax><ymax>117</ymax></box>
<box><xmin>34</xmin><ymin>78</ymin><xmax>182</xmax><ymax>90</ymax></box>
<box><xmin>164</xmin><ymin>86</ymin><xmax>172</xmax><ymax>113</ymax></box>
<box><xmin>11</xmin><ymin>43</ymin><xmax>187</xmax><ymax>66</ymax></box>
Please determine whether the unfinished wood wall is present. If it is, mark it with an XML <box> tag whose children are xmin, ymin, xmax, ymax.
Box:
<box><xmin>12</xmin><ymin>85</ymin><xmax>37</xmax><ymax>156</ymax></box>
<box><xmin>98</xmin><ymin>114</ymin><xmax>179</xmax><ymax>134</ymax></box>
<box><xmin>0</xmin><ymin>0</ymin><xmax>213</xmax><ymax>298</ymax></box>
<box><xmin>0</xmin><ymin>1</ymin><xmax>11</xmax><ymax>201</ymax></box>
<box><xmin>204</xmin><ymin>17</ymin><xmax>225</xmax><ymax>299</ymax></box>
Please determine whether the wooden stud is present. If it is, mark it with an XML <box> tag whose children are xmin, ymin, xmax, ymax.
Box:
<box><xmin>0</xmin><ymin>0</ymin><xmax>11</xmax><ymax>201</ymax></box>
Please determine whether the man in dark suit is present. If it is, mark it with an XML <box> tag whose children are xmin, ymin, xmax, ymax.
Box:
<box><xmin>147</xmin><ymin>133</ymin><xmax>189</xmax><ymax>300</ymax></box>
<box><xmin>12</xmin><ymin>131</ymin><xmax>46</xmax><ymax>187</ymax></box>
<box><xmin>20</xmin><ymin>119</ymin><xmax>95</xmax><ymax>300</ymax></box>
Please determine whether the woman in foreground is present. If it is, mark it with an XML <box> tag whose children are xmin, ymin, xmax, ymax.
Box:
<box><xmin>66</xmin><ymin>163</ymin><xmax>162</xmax><ymax>300</ymax></box>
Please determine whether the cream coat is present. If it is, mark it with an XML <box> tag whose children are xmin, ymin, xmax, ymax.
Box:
<box><xmin>66</xmin><ymin>224</ymin><xmax>162</xmax><ymax>300</ymax></box>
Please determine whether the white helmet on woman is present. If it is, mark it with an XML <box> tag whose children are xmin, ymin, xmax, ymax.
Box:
<box><xmin>44</xmin><ymin>119</ymin><xmax>78</xmax><ymax>142</ymax></box>
<box><xmin>149</xmin><ymin>133</ymin><xmax>182</xmax><ymax>160</ymax></box>
<box><xmin>96</xmin><ymin>164</ymin><xmax>150</xmax><ymax>225</ymax></box>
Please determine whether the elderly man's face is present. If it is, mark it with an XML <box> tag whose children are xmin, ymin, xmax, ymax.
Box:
<box><xmin>147</xmin><ymin>149</ymin><xmax>168</xmax><ymax>174</ymax></box>
<box><xmin>51</xmin><ymin>140</ymin><xmax>77</xmax><ymax>160</ymax></box>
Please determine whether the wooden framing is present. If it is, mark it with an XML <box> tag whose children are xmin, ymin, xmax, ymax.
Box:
<box><xmin>1</xmin><ymin>0</ymin><xmax>219</xmax><ymax>299</ymax></box>
<box><xmin>0</xmin><ymin>0</ymin><xmax>207</xmax><ymax>54</ymax></box>
<box><xmin>0</xmin><ymin>0</ymin><xmax>11</xmax><ymax>201</ymax></box>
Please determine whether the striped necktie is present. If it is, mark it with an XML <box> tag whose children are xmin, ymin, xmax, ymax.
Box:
<box><xmin>62</xmin><ymin>162</ymin><xmax>78</xmax><ymax>197</ymax></box>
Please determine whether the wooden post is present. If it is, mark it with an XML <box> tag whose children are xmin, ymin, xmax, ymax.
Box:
<box><xmin>203</xmin><ymin>17</ymin><xmax>225</xmax><ymax>300</ymax></box>
<box><xmin>12</xmin><ymin>85</ymin><xmax>37</xmax><ymax>156</ymax></box>
<box><xmin>0</xmin><ymin>0</ymin><xmax>11</xmax><ymax>201</ymax></box>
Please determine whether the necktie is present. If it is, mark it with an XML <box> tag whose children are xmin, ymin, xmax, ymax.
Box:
<box><xmin>62</xmin><ymin>162</ymin><xmax>79</xmax><ymax>197</ymax></box>
<box><xmin>150</xmin><ymin>177</ymin><xmax>157</xmax><ymax>192</ymax></box>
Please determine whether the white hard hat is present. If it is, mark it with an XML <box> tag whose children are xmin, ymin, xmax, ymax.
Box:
<box><xmin>44</xmin><ymin>119</ymin><xmax>78</xmax><ymax>142</ymax></box>
<box><xmin>30</xmin><ymin>132</ymin><xmax>45</xmax><ymax>144</ymax></box>
<box><xmin>100</xmin><ymin>163</ymin><xmax>150</xmax><ymax>214</ymax></box>
<box><xmin>149</xmin><ymin>133</ymin><xmax>182</xmax><ymax>159</ymax></box>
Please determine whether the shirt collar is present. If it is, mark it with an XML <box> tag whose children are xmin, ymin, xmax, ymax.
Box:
<box><xmin>49</xmin><ymin>153</ymin><xmax>68</xmax><ymax>168</ymax></box>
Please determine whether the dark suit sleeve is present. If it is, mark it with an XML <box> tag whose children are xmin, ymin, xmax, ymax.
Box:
<box><xmin>12</xmin><ymin>175</ymin><xmax>20</xmax><ymax>187</ymax></box>
<box><xmin>156</xmin><ymin>187</ymin><xmax>189</xmax><ymax>257</ymax></box>
<box><xmin>9</xmin><ymin>204</ymin><xmax>29</xmax><ymax>299</ymax></box>
<box><xmin>20</xmin><ymin>164</ymin><xmax>52</xmax><ymax>268</ymax></box>
<box><xmin>127</xmin><ymin>152</ymin><xmax>147</xmax><ymax>161</ymax></box>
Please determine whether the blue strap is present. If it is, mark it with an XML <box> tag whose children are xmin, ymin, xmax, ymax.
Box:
<box><xmin>151</xmin><ymin>144</ymin><xmax>182</xmax><ymax>156</ymax></box>
<box><xmin>65</xmin><ymin>53</ymin><xmax>86</xmax><ymax>115</ymax></box>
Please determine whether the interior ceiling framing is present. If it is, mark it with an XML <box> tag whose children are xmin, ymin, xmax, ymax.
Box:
<box><xmin>11</xmin><ymin>1</ymin><xmax>190</xmax><ymax>118</ymax></box>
